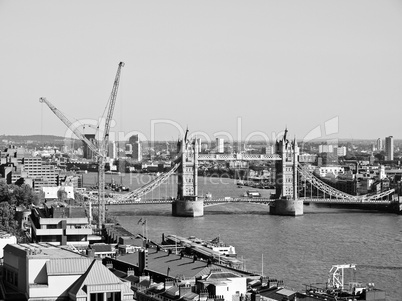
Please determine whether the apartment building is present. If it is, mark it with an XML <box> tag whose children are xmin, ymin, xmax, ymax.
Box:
<box><xmin>30</xmin><ymin>204</ymin><xmax>92</xmax><ymax>248</ymax></box>
<box><xmin>2</xmin><ymin>243</ymin><xmax>133</xmax><ymax>301</ymax></box>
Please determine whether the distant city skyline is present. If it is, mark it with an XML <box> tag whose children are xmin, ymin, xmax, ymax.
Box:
<box><xmin>0</xmin><ymin>1</ymin><xmax>401</xmax><ymax>140</ymax></box>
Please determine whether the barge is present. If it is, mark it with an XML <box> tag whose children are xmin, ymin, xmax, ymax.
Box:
<box><xmin>301</xmin><ymin>264</ymin><xmax>386</xmax><ymax>301</ymax></box>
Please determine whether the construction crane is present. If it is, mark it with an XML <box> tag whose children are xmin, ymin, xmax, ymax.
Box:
<box><xmin>328</xmin><ymin>264</ymin><xmax>356</xmax><ymax>289</ymax></box>
<box><xmin>39</xmin><ymin>61</ymin><xmax>125</xmax><ymax>229</ymax></box>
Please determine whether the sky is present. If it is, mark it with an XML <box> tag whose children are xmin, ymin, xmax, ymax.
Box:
<box><xmin>0</xmin><ymin>1</ymin><xmax>401</xmax><ymax>144</ymax></box>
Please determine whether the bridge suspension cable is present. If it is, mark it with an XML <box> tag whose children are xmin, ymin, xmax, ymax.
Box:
<box><xmin>297</xmin><ymin>164</ymin><xmax>395</xmax><ymax>203</ymax></box>
<box><xmin>113</xmin><ymin>163</ymin><xmax>180</xmax><ymax>202</ymax></box>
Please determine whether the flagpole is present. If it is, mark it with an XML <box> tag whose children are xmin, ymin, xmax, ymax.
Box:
<box><xmin>145</xmin><ymin>220</ymin><xmax>148</xmax><ymax>243</ymax></box>
<box><xmin>138</xmin><ymin>218</ymin><xmax>145</xmax><ymax>241</ymax></box>
<box><xmin>261</xmin><ymin>253</ymin><xmax>264</xmax><ymax>276</ymax></box>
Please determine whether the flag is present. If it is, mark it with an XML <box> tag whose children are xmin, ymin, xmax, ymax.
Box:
<box><xmin>137</xmin><ymin>218</ymin><xmax>143</xmax><ymax>225</ymax></box>
<box><xmin>142</xmin><ymin>219</ymin><xmax>147</xmax><ymax>226</ymax></box>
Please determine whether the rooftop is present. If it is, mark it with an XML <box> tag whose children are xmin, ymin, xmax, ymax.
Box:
<box><xmin>105</xmin><ymin>224</ymin><xmax>135</xmax><ymax>237</ymax></box>
<box><xmin>116</xmin><ymin>247</ymin><xmax>251</xmax><ymax>279</ymax></box>
<box><xmin>91</xmin><ymin>243</ymin><xmax>115</xmax><ymax>253</ymax></box>
<box><xmin>69</xmin><ymin>259</ymin><xmax>133</xmax><ymax>299</ymax></box>
<box><xmin>47</xmin><ymin>258</ymin><xmax>93</xmax><ymax>275</ymax></box>
<box><xmin>5</xmin><ymin>243</ymin><xmax>86</xmax><ymax>259</ymax></box>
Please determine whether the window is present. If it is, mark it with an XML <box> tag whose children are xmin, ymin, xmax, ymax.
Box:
<box><xmin>5</xmin><ymin>269</ymin><xmax>18</xmax><ymax>287</ymax></box>
<box><xmin>91</xmin><ymin>293</ymin><xmax>104</xmax><ymax>301</ymax></box>
<box><xmin>106</xmin><ymin>292</ymin><xmax>121</xmax><ymax>301</ymax></box>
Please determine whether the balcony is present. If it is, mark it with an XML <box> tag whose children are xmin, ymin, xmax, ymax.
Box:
<box><xmin>65</xmin><ymin>228</ymin><xmax>92</xmax><ymax>235</ymax></box>
<box><xmin>34</xmin><ymin>228</ymin><xmax>63</xmax><ymax>236</ymax></box>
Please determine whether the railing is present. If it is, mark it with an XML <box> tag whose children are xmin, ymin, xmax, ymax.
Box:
<box><xmin>204</xmin><ymin>197</ymin><xmax>275</xmax><ymax>206</ymax></box>
<box><xmin>65</xmin><ymin>228</ymin><xmax>93</xmax><ymax>235</ymax></box>
<box><xmin>197</xmin><ymin>154</ymin><xmax>281</xmax><ymax>161</ymax></box>
<box><xmin>107</xmin><ymin>199</ymin><xmax>174</xmax><ymax>205</ymax></box>
<box><xmin>300</xmin><ymin>198</ymin><xmax>392</xmax><ymax>205</ymax></box>
<box><xmin>105</xmin><ymin>197</ymin><xmax>276</xmax><ymax>206</ymax></box>
<box><xmin>34</xmin><ymin>228</ymin><xmax>63</xmax><ymax>236</ymax></box>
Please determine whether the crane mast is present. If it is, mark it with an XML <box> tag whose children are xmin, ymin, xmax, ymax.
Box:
<box><xmin>101</xmin><ymin>62</ymin><xmax>124</xmax><ymax>153</ymax></box>
<box><xmin>40</xmin><ymin>62</ymin><xmax>124</xmax><ymax>230</ymax></box>
<box><xmin>98</xmin><ymin>62</ymin><xmax>124</xmax><ymax>228</ymax></box>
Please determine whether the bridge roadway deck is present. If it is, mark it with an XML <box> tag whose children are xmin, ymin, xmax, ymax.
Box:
<box><xmin>301</xmin><ymin>198</ymin><xmax>393</xmax><ymax>205</ymax></box>
<box><xmin>102</xmin><ymin>197</ymin><xmax>394</xmax><ymax>206</ymax></box>
<box><xmin>103</xmin><ymin>197</ymin><xmax>274</xmax><ymax>206</ymax></box>
<box><xmin>197</xmin><ymin>153</ymin><xmax>281</xmax><ymax>161</ymax></box>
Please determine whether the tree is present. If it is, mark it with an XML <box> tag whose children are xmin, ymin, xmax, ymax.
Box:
<box><xmin>374</xmin><ymin>152</ymin><xmax>385</xmax><ymax>162</ymax></box>
<box><xmin>0</xmin><ymin>202</ymin><xmax>18</xmax><ymax>233</ymax></box>
<box><xmin>32</xmin><ymin>193</ymin><xmax>40</xmax><ymax>206</ymax></box>
<box><xmin>0</xmin><ymin>179</ymin><xmax>10</xmax><ymax>203</ymax></box>
<box><xmin>8</xmin><ymin>184</ymin><xmax>36</xmax><ymax>207</ymax></box>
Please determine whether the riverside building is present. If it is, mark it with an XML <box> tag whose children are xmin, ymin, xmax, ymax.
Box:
<box><xmin>0</xmin><ymin>146</ymin><xmax>60</xmax><ymax>191</ymax></box>
<box><xmin>385</xmin><ymin>136</ymin><xmax>394</xmax><ymax>161</ymax></box>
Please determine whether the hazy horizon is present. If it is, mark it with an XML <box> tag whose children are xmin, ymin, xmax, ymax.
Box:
<box><xmin>1</xmin><ymin>1</ymin><xmax>401</xmax><ymax>141</ymax></box>
<box><xmin>1</xmin><ymin>133</ymin><xmax>401</xmax><ymax>144</ymax></box>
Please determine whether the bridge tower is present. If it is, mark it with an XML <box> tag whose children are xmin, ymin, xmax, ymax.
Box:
<box><xmin>270</xmin><ymin>128</ymin><xmax>303</xmax><ymax>216</ymax></box>
<box><xmin>172</xmin><ymin>133</ymin><xmax>204</xmax><ymax>217</ymax></box>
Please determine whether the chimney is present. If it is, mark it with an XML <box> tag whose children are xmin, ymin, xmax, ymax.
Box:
<box><xmin>127</xmin><ymin>268</ymin><xmax>135</xmax><ymax>276</ymax></box>
<box><xmin>179</xmin><ymin>283</ymin><xmax>192</xmax><ymax>298</ymax></box>
<box><xmin>260</xmin><ymin>276</ymin><xmax>269</xmax><ymax>287</ymax></box>
<box><xmin>87</xmin><ymin>249</ymin><xmax>95</xmax><ymax>259</ymax></box>
<box><xmin>251</xmin><ymin>292</ymin><xmax>260</xmax><ymax>301</ymax></box>
<box><xmin>139</xmin><ymin>273</ymin><xmax>151</xmax><ymax>286</ymax></box>
<box><xmin>199</xmin><ymin>289</ymin><xmax>208</xmax><ymax>301</ymax></box>
<box><xmin>138</xmin><ymin>249</ymin><xmax>148</xmax><ymax>274</ymax></box>
<box><xmin>105</xmin><ymin>261</ymin><xmax>113</xmax><ymax>269</ymax></box>
<box><xmin>268</xmin><ymin>279</ymin><xmax>278</xmax><ymax>289</ymax></box>
<box><xmin>164</xmin><ymin>278</ymin><xmax>174</xmax><ymax>290</ymax></box>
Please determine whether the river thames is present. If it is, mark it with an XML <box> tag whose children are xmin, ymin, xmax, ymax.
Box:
<box><xmin>84</xmin><ymin>173</ymin><xmax>402</xmax><ymax>300</ymax></box>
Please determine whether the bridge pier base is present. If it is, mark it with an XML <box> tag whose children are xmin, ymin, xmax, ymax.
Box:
<box><xmin>392</xmin><ymin>201</ymin><xmax>402</xmax><ymax>214</ymax></box>
<box><xmin>270</xmin><ymin>198</ymin><xmax>304</xmax><ymax>216</ymax></box>
<box><xmin>172</xmin><ymin>197</ymin><xmax>204</xmax><ymax>217</ymax></box>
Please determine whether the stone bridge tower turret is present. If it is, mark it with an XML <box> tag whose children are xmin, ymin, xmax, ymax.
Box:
<box><xmin>172</xmin><ymin>132</ymin><xmax>203</xmax><ymax>217</ymax></box>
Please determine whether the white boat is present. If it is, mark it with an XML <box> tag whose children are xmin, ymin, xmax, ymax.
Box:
<box><xmin>242</xmin><ymin>190</ymin><xmax>261</xmax><ymax>198</ymax></box>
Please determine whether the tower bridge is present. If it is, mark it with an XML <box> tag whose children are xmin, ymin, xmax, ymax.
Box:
<box><xmin>82</xmin><ymin>129</ymin><xmax>401</xmax><ymax>217</ymax></box>
<box><xmin>39</xmin><ymin>62</ymin><xmax>400</xmax><ymax>224</ymax></box>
